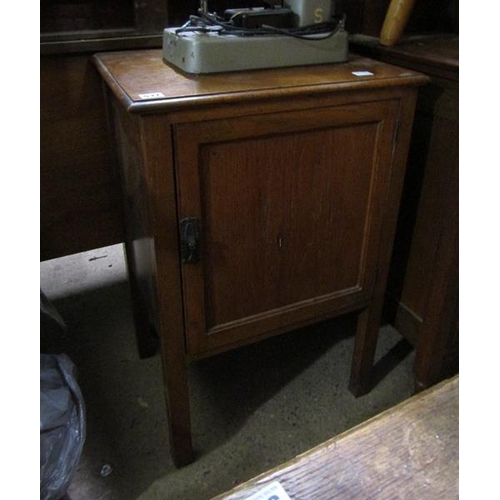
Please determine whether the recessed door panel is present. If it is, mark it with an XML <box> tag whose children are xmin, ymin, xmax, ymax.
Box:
<box><xmin>174</xmin><ymin>101</ymin><xmax>399</xmax><ymax>354</ymax></box>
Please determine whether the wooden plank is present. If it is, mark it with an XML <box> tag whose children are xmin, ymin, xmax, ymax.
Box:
<box><xmin>212</xmin><ymin>376</ymin><xmax>458</xmax><ymax>499</ymax></box>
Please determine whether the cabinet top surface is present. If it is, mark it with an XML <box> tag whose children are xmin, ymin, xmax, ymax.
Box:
<box><xmin>93</xmin><ymin>49</ymin><xmax>428</xmax><ymax>113</ymax></box>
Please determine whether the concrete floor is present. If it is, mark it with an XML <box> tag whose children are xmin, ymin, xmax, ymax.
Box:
<box><xmin>40</xmin><ymin>244</ymin><xmax>416</xmax><ymax>500</ymax></box>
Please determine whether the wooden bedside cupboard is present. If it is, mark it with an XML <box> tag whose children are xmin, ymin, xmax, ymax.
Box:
<box><xmin>93</xmin><ymin>50</ymin><xmax>428</xmax><ymax>466</ymax></box>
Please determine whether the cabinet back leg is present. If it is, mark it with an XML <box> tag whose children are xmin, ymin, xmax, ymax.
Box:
<box><xmin>123</xmin><ymin>241</ymin><xmax>160</xmax><ymax>358</ymax></box>
<box><xmin>349</xmin><ymin>307</ymin><xmax>380</xmax><ymax>397</ymax></box>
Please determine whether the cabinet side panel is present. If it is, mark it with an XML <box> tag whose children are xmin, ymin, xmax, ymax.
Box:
<box><xmin>111</xmin><ymin>99</ymin><xmax>158</xmax><ymax>340</ymax></box>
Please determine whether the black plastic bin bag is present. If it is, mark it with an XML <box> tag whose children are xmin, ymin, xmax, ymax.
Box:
<box><xmin>40</xmin><ymin>353</ymin><xmax>86</xmax><ymax>500</ymax></box>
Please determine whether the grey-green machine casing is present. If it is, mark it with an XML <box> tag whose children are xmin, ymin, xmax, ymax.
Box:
<box><xmin>162</xmin><ymin>26</ymin><xmax>348</xmax><ymax>75</ymax></box>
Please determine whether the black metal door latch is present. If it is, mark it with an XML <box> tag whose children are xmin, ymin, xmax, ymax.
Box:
<box><xmin>180</xmin><ymin>217</ymin><xmax>200</xmax><ymax>264</ymax></box>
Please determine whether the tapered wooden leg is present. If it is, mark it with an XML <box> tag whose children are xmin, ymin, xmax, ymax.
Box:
<box><xmin>124</xmin><ymin>241</ymin><xmax>194</xmax><ymax>465</ymax></box>
<box><xmin>125</xmin><ymin>251</ymin><xmax>159</xmax><ymax>358</ymax></box>
<box><xmin>143</xmin><ymin>116</ymin><xmax>195</xmax><ymax>466</ymax></box>
<box><xmin>109</xmin><ymin>103</ymin><xmax>195</xmax><ymax>466</ymax></box>
<box><xmin>159</xmin><ymin>343</ymin><xmax>194</xmax><ymax>467</ymax></box>
<box><xmin>349</xmin><ymin>306</ymin><xmax>380</xmax><ymax>397</ymax></box>
<box><xmin>349</xmin><ymin>91</ymin><xmax>419</xmax><ymax>398</ymax></box>
<box><xmin>414</xmin><ymin>173</ymin><xmax>458</xmax><ymax>393</ymax></box>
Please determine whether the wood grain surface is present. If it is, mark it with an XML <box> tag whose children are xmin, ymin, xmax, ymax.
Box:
<box><xmin>93</xmin><ymin>50</ymin><xmax>428</xmax><ymax>113</ymax></box>
<box><xmin>212</xmin><ymin>376</ymin><xmax>458</xmax><ymax>499</ymax></box>
<box><xmin>174</xmin><ymin>99</ymin><xmax>399</xmax><ymax>356</ymax></box>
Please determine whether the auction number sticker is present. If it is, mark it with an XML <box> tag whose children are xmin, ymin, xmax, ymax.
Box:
<box><xmin>244</xmin><ymin>481</ymin><xmax>292</xmax><ymax>500</ymax></box>
<box><xmin>138</xmin><ymin>92</ymin><xmax>165</xmax><ymax>99</ymax></box>
<box><xmin>351</xmin><ymin>71</ymin><xmax>374</xmax><ymax>77</ymax></box>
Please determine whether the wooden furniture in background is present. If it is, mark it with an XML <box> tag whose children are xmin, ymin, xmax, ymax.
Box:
<box><xmin>39</xmin><ymin>0</ymin><xmax>264</xmax><ymax>261</ymax></box>
<box><xmin>40</xmin><ymin>0</ymin><xmax>169</xmax><ymax>261</ymax></box>
<box><xmin>212</xmin><ymin>375</ymin><xmax>459</xmax><ymax>499</ymax></box>
<box><xmin>350</xmin><ymin>34</ymin><xmax>459</xmax><ymax>392</ymax></box>
<box><xmin>40</xmin><ymin>54</ymin><xmax>126</xmax><ymax>260</ymax></box>
<box><xmin>41</xmin><ymin>0</ymin><xmax>168</xmax><ymax>52</ymax></box>
<box><xmin>93</xmin><ymin>49</ymin><xmax>427</xmax><ymax>465</ymax></box>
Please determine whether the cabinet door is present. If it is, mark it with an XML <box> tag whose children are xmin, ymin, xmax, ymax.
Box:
<box><xmin>174</xmin><ymin>100</ymin><xmax>400</xmax><ymax>355</ymax></box>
